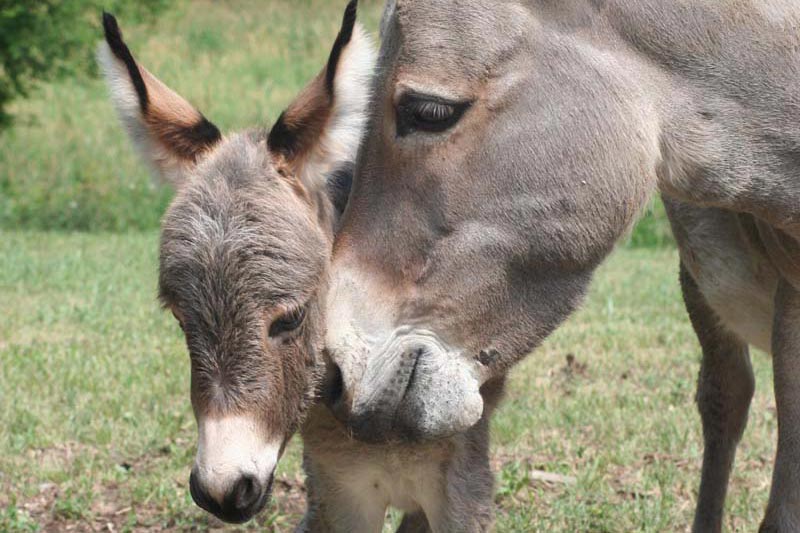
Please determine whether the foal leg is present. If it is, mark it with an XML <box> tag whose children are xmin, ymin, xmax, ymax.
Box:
<box><xmin>761</xmin><ymin>279</ymin><xmax>800</xmax><ymax>532</ymax></box>
<box><xmin>681</xmin><ymin>263</ymin><xmax>755</xmax><ymax>533</ymax></box>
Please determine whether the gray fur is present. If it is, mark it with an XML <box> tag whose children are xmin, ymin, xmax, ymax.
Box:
<box><xmin>101</xmin><ymin>5</ymin><xmax>504</xmax><ymax>529</ymax></box>
<box><xmin>298</xmin><ymin>378</ymin><xmax>503</xmax><ymax>533</ymax></box>
<box><xmin>159</xmin><ymin>130</ymin><xmax>332</xmax><ymax>429</ymax></box>
<box><xmin>324</xmin><ymin>0</ymin><xmax>800</xmax><ymax>530</ymax></box>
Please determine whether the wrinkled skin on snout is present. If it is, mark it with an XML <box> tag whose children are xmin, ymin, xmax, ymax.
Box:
<box><xmin>325</xmin><ymin>0</ymin><xmax>658</xmax><ymax>443</ymax></box>
<box><xmin>99</xmin><ymin>6</ymin><xmax>374</xmax><ymax>523</ymax></box>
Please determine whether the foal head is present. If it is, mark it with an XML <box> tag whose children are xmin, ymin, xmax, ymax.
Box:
<box><xmin>99</xmin><ymin>3</ymin><xmax>373</xmax><ymax>523</ymax></box>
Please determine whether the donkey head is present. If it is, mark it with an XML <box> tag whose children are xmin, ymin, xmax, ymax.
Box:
<box><xmin>324</xmin><ymin>0</ymin><xmax>656</xmax><ymax>442</ymax></box>
<box><xmin>98</xmin><ymin>3</ymin><xmax>373</xmax><ymax>523</ymax></box>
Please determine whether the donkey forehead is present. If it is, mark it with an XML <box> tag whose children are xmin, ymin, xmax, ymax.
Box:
<box><xmin>159</xmin><ymin>213</ymin><xmax>327</xmax><ymax>304</ymax></box>
<box><xmin>159</xmin><ymin>133</ymin><xmax>329</xmax><ymax>307</ymax></box>
<box><xmin>390</xmin><ymin>0</ymin><xmax>532</xmax><ymax>77</ymax></box>
<box><xmin>168</xmin><ymin>132</ymin><xmax>318</xmax><ymax>233</ymax></box>
<box><xmin>196</xmin><ymin>131</ymin><xmax>277</xmax><ymax>189</ymax></box>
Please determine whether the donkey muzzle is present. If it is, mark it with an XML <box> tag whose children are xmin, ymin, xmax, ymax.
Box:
<box><xmin>189</xmin><ymin>468</ymin><xmax>273</xmax><ymax>524</ymax></box>
<box><xmin>190</xmin><ymin>415</ymin><xmax>280</xmax><ymax>523</ymax></box>
<box><xmin>343</xmin><ymin>329</ymin><xmax>485</xmax><ymax>442</ymax></box>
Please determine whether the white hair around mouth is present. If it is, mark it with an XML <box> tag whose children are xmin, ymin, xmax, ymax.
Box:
<box><xmin>194</xmin><ymin>415</ymin><xmax>281</xmax><ymax>502</ymax></box>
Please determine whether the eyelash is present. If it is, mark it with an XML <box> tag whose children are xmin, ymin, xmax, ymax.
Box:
<box><xmin>397</xmin><ymin>95</ymin><xmax>470</xmax><ymax>136</ymax></box>
<box><xmin>268</xmin><ymin>306</ymin><xmax>307</xmax><ymax>338</ymax></box>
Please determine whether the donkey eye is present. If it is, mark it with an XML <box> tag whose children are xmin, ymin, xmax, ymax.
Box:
<box><xmin>269</xmin><ymin>306</ymin><xmax>307</xmax><ymax>337</ymax></box>
<box><xmin>397</xmin><ymin>93</ymin><xmax>470</xmax><ymax>137</ymax></box>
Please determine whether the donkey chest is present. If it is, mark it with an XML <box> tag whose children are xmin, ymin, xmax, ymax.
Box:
<box><xmin>303</xmin><ymin>410</ymin><xmax>452</xmax><ymax>514</ymax></box>
<box><xmin>337</xmin><ymin>448</ymin><xmax>445</xmax><ymax>512</ymax></box>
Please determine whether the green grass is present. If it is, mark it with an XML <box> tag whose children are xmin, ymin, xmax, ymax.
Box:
<box><xmin>0</xmin><ymin>0</ymin><xmax>672</xmax><ymax>246</ymax></box>
<box><xmin>0</xmin><ymin>231</ymin><xmax>774</xmax><ymax>531</ymax></box>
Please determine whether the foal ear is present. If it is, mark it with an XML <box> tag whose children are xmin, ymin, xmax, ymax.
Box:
<box><xmin>97</xmin><ymin>13</ymin><xmax>221</xmax><ymax>186</ymax></box>
<box><xmin>267</xmin><ymin>0</ymin><xmax>375</xmax><ymax>191</ymax></box>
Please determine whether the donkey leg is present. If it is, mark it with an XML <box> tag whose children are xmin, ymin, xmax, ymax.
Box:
<box><xmin>761</xmin><ymin>279</ymin><xmax>800</xmax><ymax>532</ymax></box>
<box><xmin>297</xmin><ymin>478</ymin><xmax>386</xmax><ymax>533</ymax></box>
<box><xmin>681</xmin><ymin>263</ymin><xmax>755</xmax><ymax>533</ymax></box>
<box><xmin>395</xmin><ymin>511</ymin><xmax>431</xmax><ymax>533</ymax></box>
<box><xmin>421</xmin><ymin>419</ymin><xmax>495</xmax><ymax>533</ymax></box>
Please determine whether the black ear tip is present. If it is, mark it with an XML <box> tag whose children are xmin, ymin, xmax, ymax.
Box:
<box><xmin>102</xmin><ymin>11</ymin><xmax>122</xmax><ymax>45</ymax></box>
<box><xmin>324</xmin><ymin>0</ymin><xmax>359</xmax><ymax>96</ymax></box>
<box><xmin>100</xmin><ymin>10</ymin><xmax>149</xmax><ymax>112</ymax></box>
<box><xmin>342</xmin><ymin>0</ymin><xmax>358</xmax><ymax>39</ymax></box>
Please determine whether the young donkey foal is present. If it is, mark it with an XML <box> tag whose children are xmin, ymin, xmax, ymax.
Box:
<box><xmin>100</xmin><ymin>5</ymin><xmax>491</xmax><ymax>530</ymax></box>
<box><xmin>98</xmin><ymin>5</ymin><xmax>377</xmax><ymax>525</ymax></box>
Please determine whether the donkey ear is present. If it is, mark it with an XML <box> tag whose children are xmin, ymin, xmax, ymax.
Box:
<box><xmin>267</xmin><ymin>0</ymin><xmax>375</xmax><ymax>191</ymax></box>
<box><xmin>97</xmin><ymin>13</ymin><xmax>221</xmax><ymax>186</ymax></box>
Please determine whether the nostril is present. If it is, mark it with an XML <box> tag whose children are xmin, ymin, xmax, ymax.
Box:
<box><xmin>189</xmin><ymin>469</ymin><xmax>268</xmax><ymax>524</ymax></box>
<box><xmin>324</xmin><ymin>362</ymin><xmax>345</xmax><ymax>406</ymax></box>
<box><xmin>232</xmin><ymin>474</ymin><xmax>261</xmax><ymax>512</ymax></box>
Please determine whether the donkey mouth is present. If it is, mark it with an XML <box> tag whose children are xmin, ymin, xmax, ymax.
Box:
<box><xmin>189</xmin><ymin>471</ymin><xmax>274</xmax><ymax>524</ymax></box>
<box><xmin>341</xmin><ymin>347</ymin><xmax>426</xmax><ymax>444</ymax></box>
<box><xmin>333</xmin><ymin>330</ymin><xmax>486</xmax><ymax>443</ymax></box>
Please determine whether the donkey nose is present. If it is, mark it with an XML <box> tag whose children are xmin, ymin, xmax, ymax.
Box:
<box><xmin>322</xmin><ymin>362</ymin><xmax>348</xmax><ymax>418</ymax></box>
<box><xmin>322</xmin><ymin>360</ymin><xmax>399</xmax><ymax>442</ymax></box>
<box><xmin>189</xmin><ymin>468</ymin><xmax>272</xmax><ymax>524</ymax></box>
<box><xmin>347</xmin><ymin>345</ymin><xmax>427</xmax><ymax>443</ymax></box>
<box><xmin>230</xmin><ymin>474</ymin><xmax>262</xmax><ymax>514</ymax></box>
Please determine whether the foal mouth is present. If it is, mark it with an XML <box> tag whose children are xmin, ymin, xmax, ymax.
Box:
<box><xmin>189</xmin><ymin>471</ymin><xmax>274</xmax><ymax>524</ymax></box>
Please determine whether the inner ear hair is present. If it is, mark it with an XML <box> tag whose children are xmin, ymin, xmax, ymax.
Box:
<box><xmin>267</xmin><ymin>0</ymin><xmax>359</xmax><ymax>159</ymax></box>
<box><xmin>99</xmin><ymin>12</ymin><xmax>222</xmax><ymax>182</ymax></box>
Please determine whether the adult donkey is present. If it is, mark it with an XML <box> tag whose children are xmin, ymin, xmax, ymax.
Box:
<box><xmin>324</xmin><ymin>1</ymin><xmax>800</xmax><ymax>531</ymax></box>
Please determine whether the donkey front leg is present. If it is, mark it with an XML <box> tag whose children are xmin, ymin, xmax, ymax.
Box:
<box><xmin>761</xmin><ymin>279</ymin><xmax>800</xmax><ymax>532</ymax></box>
<box><xmin>680</xmin><ymin>264</ymin><xmax>755</xmax><ymax>533</ymax></box>
<box><xmin>419</xmin><ymin>418</ymin><xmax>495</xmax><ymax>533</ymax></box>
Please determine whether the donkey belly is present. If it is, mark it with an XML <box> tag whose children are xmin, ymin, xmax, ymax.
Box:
<box><xmin>664</xmin><ymin>198</ymin><xmax>779</xmax><ymax>352</ymax></box>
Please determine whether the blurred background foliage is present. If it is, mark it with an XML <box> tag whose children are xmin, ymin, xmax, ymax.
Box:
<box><xmin>0</xmin><ymin>0</ymin><xmax>169</xmax><ymax>127</ymax></box>
<box><xmin>0</xmin><ymin>0</ymin><xmax>673</xmax><ymax>246</ymax></box>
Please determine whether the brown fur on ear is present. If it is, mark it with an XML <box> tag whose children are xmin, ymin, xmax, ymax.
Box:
<box><xmin>267</xmin><ymin>0</ymin><xmax>375</xmax><ymax>190</ymax></box>
<box><xmin>140</xmin><ymin>67</ymin><xmax>221</xmax><ymax>162</ymax></box>
<box><xmin>268</xmin><ymin>72</ymin><xmax>332</xmax><ymax>171</ymax></box>
<box><xmin>267</xmin><ymin>0</ymin><xmax>357</xmax><ymax>159</ymax></box>
<box><xmin>98</xmin><ymin>12</ymin><xmax>221</xmax><ymax>185</ymax></box>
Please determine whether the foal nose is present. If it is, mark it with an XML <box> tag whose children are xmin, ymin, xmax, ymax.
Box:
<box><xmin>189</xmin><ymin>468</ymin><xmax>273</xmax><ymax>524</ymax></box>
